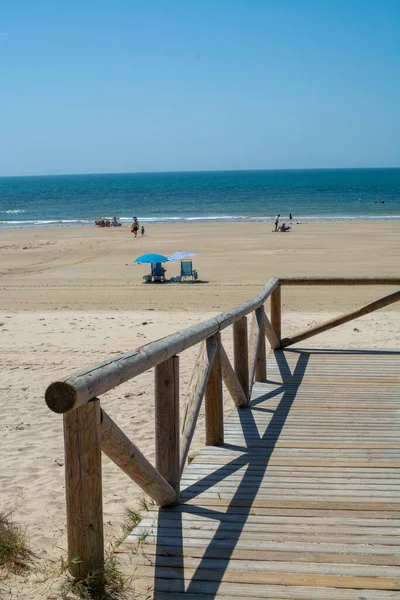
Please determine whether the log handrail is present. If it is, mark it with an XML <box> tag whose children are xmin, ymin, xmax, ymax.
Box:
<box><xmin>281</xmin><ymin>289</ymin><xmax>400</xmax><ymax>348</ymax></box>
<box><xmin>279</xmin><ymin>276</ymin><xmax>400</xmax><ymax>286</ymax></box>
<box><xmin>44</xmin><ymin>275</ymin><xmax>400</xmax><ymax>584</ymax></box>
<box><xmin>45</xmin><ymin>277</ymin><xmax>279</xmax><ymax>414</ymax></box>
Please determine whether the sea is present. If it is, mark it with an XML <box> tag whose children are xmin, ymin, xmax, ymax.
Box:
<box><xmin>0</xmin><ymin>169</ymin><xmax>399</xmax><ymax>228</ymax></box>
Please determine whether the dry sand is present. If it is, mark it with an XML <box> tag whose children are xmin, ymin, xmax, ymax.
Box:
<box><xmin>0</xmin><ymin>220</ymin><xmax>399</xmax><ymax>598</ymax></box>
<box><xmin>1</xmin><ymin>220</ymin><xmax>399</xmax><ymax>312</ymax></box>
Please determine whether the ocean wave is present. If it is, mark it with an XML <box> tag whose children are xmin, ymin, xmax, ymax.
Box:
<box><xmin>1</xmin><ymin>214</ymin><xmax>399</xmax><ymax>228</ymax></box>
<box><xmin>0</xmin><ymin>209</ymin><xmax>26</xmax><ymax>214</ymax></box>
<box><xmin>0</xmin><ymin>218</ymin><xmax>92</xmax><ymax>226</ymax></box>
<box><xmin>119</xmin><ymin>215</ymin><xmax>247</xmax><ymax>222</ymax></box>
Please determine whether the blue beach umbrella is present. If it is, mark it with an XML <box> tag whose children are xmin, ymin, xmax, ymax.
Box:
<box><xmin>167</xmin><ymin>251</ymin><xmax>196</xmax><ymax>262</ymax></box>
<box><xmin>134</xmin><ymin>253</ymin><xmax>168</xmax><ymax>264</ymax></box>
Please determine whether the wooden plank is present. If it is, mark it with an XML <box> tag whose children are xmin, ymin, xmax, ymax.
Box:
<box><xmin>155</xmin><ymin>356</ymin><xmax>180</xmax><ymax>500</ymax></box>
<box><xmin>233</xmin><ymin>316</ymin><xmax>249</xmax><ymax>402</ymax></box>
<box><xmin>281</xmin><ymin>289</ymin><xmax>400</xmax><ymax>347</ymax></box>
<box><xmin>220</xmin><ymin>441</ymin><xmax>400</xmax><ymax>449</ymax></box>
<box><xmin>180</xmin><ymin>337</ymin><xmax>217</xmax><ymax>474</ymax></box>
<box><xmin>181</xmin><ymin>475</ymin><xmax>400</xmax><ymax>486</ymax></box>
<box><xmin>134</xmin><ymin>581</ymin><xmax>400</xmax><ymax>600</ymax></box>
<box><xmin>192</xmin><ymin>447</ymin><xmax>400</xmax><ymax>456</ymax></box>
<box><xmin>181</xmin><ymin>479</ymin><xmax>400</xmax><ymax>492</ymax></box>
<box><xmin>136</xmin><ymin>563</ymin><xmax>400</xmax><ymax>590</ymax></box>
<box><xmin>183</xmin><ymin>476</ymin><xmax>400</xmax><ymax>487</ymax></box>
<box><xmin>183</xmin><ymin>497</ymin><xmax>400</xmax><ymax>510</ymax></box>
<box><xmin>145</xmin><ymin>505</ymin><xmax>400</xmax><ymax>528</ymax></box>
<box><xmin>133</xmin><ymin>525</ymin><xmax>400</xmax><ymax>544</ymax></box>
<box><xmin>190</xmin><ymin>458</ymin><xmax>400</xmax><ymax>467</ymax></box>
<box><xmin>127</xmin><ymin>532</ymin><xmax>399</xmax><ymax>555</ymax></box>
<box><xmin>135</xmin><ymin>554</ymin><xmax>400</xmax><ymax>577</ymax></box>
<box><xmin>139</xmin><ymin>518</ymin><xmax>400</xmax><ymax>536</ymax></box>
<box><xmin>181</xmin><ymin>487</ymin><xmax>400</xmax><ymax>499</ymax></box>
<box><xmin>63</xmin><ymin>398</ymin><xmax>103</xmax><ymax>580</ymax></box>
<box><xmin>123</xmin><ymin>542</ymin><xmax>400</xmax><ymax>565</ymax></box>
<box><xmin>205</xmin><ymin>333</ymin><xmax>224</xmax><ymax>446</ymax></box>
<box><xmin>148</xmin><ymin>503</ymin><xmax>400</xmax><ymax>518</ymax></box>
<box><xmin>184</xmin><ymin>464</ymin><xmax>400</xmax><ymax>476</ymax></box>
<box><xmin>135</xmin><ymin>588</ymin><xmax>399</xmax><ymax>600</ymax></box>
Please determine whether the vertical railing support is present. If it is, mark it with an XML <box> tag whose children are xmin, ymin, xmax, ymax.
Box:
<box><xmin>271</xmin><ymin>283</ymin><xmax>281</xmax><ymax>346</ymax></box>
<box><xmin>155</xmin><ymin>356</ymin><xmax>180</xmax><ymax>502</ymax></box>
<box><xmin>205</xmin><ymin>332</ymin><xmax>224</xmax><ymax>445</ymax></box>
<box><xmin>255</xmin><ymin>306</ymin><xmax>266</xmax><ymax>382</ymax></box>
<box><xmin>233</xmin><ymin>317</ymin><xmax>249</xmax><ymax>403</ymax></box>
<box><xmin>63</xmin><ymin>398</ymin><xmax>104</xmax><ymax>581</ymax></box>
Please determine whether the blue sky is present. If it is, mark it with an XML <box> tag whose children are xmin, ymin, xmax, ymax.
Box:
<box><xmin>0</xmin><ymin>0</ymin><xmax>399</xmax><ymax>176</ymax></box>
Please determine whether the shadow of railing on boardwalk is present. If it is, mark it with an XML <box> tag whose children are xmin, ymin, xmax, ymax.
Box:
<box><xmin>153</xmin><ymin>348</ymin><xmax>310</xmax><ymax>598</ymax></box>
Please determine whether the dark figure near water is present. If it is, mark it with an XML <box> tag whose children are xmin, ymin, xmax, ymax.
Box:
<box><xmin>289</xmin><ymin>213</ymin><xmax>293</xmax><ymax>221</ymax></box>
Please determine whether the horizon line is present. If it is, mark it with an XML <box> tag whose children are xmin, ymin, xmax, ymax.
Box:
<box><xmin>1</xmin><ymin>166</ymin><xmax>400</xmax><ymax>179</ymax></box>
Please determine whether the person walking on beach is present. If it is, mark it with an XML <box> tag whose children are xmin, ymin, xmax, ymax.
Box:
<box><xmin>131</xmin><ymin>217</ymin><xmax>139</xmax><ymax>237</ymax></box>
<box><xmin>274</xmin><ymin>214</ymin><xmax>280</xmax><ymax>232</ymax></box>
<box><xmin>289</xmin><ymin>213</ymin><xmax>292</xmax><ymax>221</ymax></box>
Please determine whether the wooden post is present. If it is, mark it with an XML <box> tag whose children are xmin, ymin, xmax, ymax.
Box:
<box><xmin>271</xmin><ymin>284</ymin><xmax>281</xmax><ymax>345</ymax></box>
<box><xmin>248</xmin><ymin>312</ymin><xmax>261</xmax><ymax>391</ymax></box>
<box><xmin>233</xmin><ymin>317</ymin><xmax>249</xmax><ymax>402</ymax></box>
<box><xmin>155</xmin><ymin>356</ymin><xmax>180</xmax><ymax>501</ymax></box>
<box><xmin>255</xmin><ymin>306</ymin><xmax>266</xmax><ymax>382</ymax></box>
<box><xmin>205</xmin><ymin>332</ymin><xmax>224</xmax><ymax>446</ymax></box>
<box><xmin>63</xmin><ymin>398</ymin><xmax>104</xmax><ymax>581</ymax></box>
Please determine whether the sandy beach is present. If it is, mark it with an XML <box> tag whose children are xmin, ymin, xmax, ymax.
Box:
<box><xmin>1</xmin><ymin>220</ymin><xmax>399</xmax><ymax>312</ymax></box>
<box><xmin>0</xmin><ymin>220</ymin><xmax>399</xmax><ymax>599</ymax></box>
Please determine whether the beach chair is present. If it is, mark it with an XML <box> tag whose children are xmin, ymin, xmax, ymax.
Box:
<box><xmin>151</xmin><ymin>262</ymin><xmax>164</xmax><ymax>282</ymax></box>
<box><xmin>180</xmin><ymin>260</ymin><xmax>194</xmax><ymax>281</ymax></box>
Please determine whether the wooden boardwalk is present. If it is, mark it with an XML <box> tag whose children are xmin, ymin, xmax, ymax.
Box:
<box><xmin>120</xmin><ymin>348</ymin><xmax>400</xmax><ymax>599</ymax></box>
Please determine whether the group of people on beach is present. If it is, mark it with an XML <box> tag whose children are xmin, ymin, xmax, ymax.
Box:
<box><xmin>94</xmin><ymin>216</ymin><xmax>145</xmax><ymax>236</ymax></box>
<box><xmin>274</xmin><ymin>213</ymin><xmax>292</xmax><ymax>232</ymax></box>
<box><xmin>95</xmin><ymin>216</ymin><xmax>121</xmax><ymax>227</ymax></box>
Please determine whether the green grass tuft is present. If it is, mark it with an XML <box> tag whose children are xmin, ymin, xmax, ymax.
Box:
<box><xmin>0</xmin><ymin>511</ymin><xmax>34</xmax><ymax>573</ymax></box>
<box><xmin>61</xmin><ymin>553</ymin><xmax>134</xmax><ymax>600</ymax></box>
<box><xmin>121</xmin><ymin>508</ymin><xmax>142</xmax><ymax>537</ymax></box>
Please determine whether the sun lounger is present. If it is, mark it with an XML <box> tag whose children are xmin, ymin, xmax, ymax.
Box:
<box><xmin>151</xmin><ymin>262</ymin><xmax>165</xmax><ymax>282</ymax></box>
<box><xmin>181</xmin><ymin>260</ymin><xmax>195</xmax><ymax>281</ymax></box>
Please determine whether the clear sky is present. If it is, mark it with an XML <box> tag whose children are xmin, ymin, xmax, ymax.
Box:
<box><xmin>0</xmin><ymin>0</ymin><xmax>399</xmax><ymax>176</ymax></box>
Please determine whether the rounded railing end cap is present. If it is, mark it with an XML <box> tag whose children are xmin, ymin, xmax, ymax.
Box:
<box><xmin>45</xmin><ymin>381</ymin><xmax>76</xmax><ymax>414</ymax></box>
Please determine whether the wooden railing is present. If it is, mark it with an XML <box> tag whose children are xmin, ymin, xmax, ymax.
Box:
<box><xmin>45</xmin><ymin>276</ymin><xmax>400</xmax><ymax>582</ymax></box>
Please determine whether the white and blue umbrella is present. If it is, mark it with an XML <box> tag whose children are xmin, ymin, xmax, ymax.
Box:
<box><xmin>167</xmin><ymin>251</ymin><xmax>196</xmax><ymax>262</ymax></box>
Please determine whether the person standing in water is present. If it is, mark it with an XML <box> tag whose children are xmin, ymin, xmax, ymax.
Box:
<box><xmin>289</xmin><ymin>213</ymin><xmax>292</xmax><ymax>221</ymax></box>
